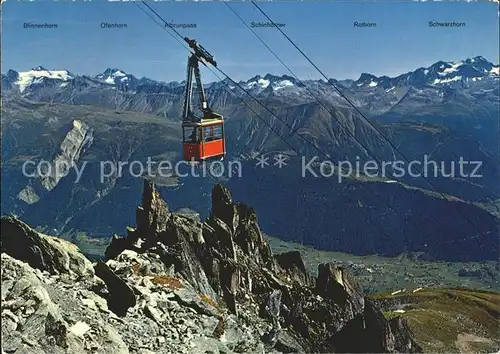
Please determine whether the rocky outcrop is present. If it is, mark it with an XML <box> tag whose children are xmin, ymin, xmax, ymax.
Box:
<box><xmin>275</xmin><ymin>251</ymin><xmax>311</xmax><ymax>286</ymax></box>
<box><xmin>94</xmin><ymin>260</ymin><xmax>137</xmax><ymax>316</ymax></box>
<box><xmin>1</xmin><ymin>216</ymin><xmax>94</xmax><ymax>279</ymax></box>
<box><xmin>316</xmin><ymin>263</ymin><xmax>364</xmax><ymax>315</ymax></box>
<box><xmin>1</xmin><ymin>181</ymin><xmax>422</xmax><ymax>353</ymax></box>
<box><xmin>17</xmin><ymin>119</ymin><xmax>94</xmax><ymax>206</ymax></box>
<box><xmin>104</xmin><ymin>180</ymin><xmax>421</xmax><ymax>353</ymax></box>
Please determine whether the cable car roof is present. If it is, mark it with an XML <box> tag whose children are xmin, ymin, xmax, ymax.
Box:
<box><xmin>182</xmin><ymin>118</ymin><xmax>224</xmax><ymax>127</ymax></box>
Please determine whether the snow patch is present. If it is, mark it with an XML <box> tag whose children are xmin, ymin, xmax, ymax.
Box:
<box><xmin>441</xmin><ymin>61</ymin><xmax>462</xmax><ymax>75</ymax></box>
<box><xmin>368</xmin><ymin>80</ymin><xmax>378</xmax><ymax>87</ymax></box>
<box><xmin>432</xmin><ymin>76</ymin><xmax>462</xmax><ymax>85</ymax></box>
<box><xmin>490</xmin><ymin>66</ymin><xmax>499</xmax><ymax>75</ymax></box>
<box><xmin>246</xmin><ymin>78</ymin><xmax>270</xmax><ymax>90</ymax></box>
<box><xmin>257</xmin><ymin>78</ymin><xmax>270</xmax><ymax>88</ymax></box>
<box><xmin>98</xmin><ymin>69</ymin><xmax>129</xmax><ymax>85</ymax></box>
<box><xmin>273</xmin><ymin>79</ymin><xmax>294</xmax><ymax>90</ymax></box>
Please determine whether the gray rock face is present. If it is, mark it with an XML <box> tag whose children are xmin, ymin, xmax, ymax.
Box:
<box><xmin>41</xmin><ymin>119</ymin><xmax>93</xmax><ymax>192</ymax></box>
<box><xmin>1</xmin><ymin>216</ymin><xmax>94</xmax><ymax>279</ymax></box>
<box><xmin>275</xmin><ymin>251</ymin><xmax>311</xmax><ymax>286</ymax></box>
<box><xmin>1</xmin><ymin>253</ymin><xmax>129</xmax><ymax>354</ymax></box>
<box><xmin>316</xmin><ymin>263</ymin><xmax>365</xmax><ymax>315</ymax></box>
<box><xmin>1</xmin><ymin>182</ymin><xmax>422</xmax><ymax>353</ymax></box>
<box><xmin>17</xmin><ymin>119</ymin><xmax>93</xmax><ymax>203</ymax></box>
<box><xmin>94</xmin><ymin>260</ymin><xmax>137</xmax><ymax>316</ymax></box>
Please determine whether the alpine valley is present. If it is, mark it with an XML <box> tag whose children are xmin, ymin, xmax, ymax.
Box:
<box><xmin>2</xmin><ymin>56</ymin><xmax>500</xmax><ymax>354</ymax></box>
<box><xmin>2</xmin><ymin>56</ymin><xmax>499</xmax><ymax>264</ymax></box>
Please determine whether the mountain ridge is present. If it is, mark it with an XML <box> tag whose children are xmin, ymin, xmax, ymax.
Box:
<box><xmin>3</xmin><ymin>56</ymin><xmax>498</xmax><ymax>94</ymax></box>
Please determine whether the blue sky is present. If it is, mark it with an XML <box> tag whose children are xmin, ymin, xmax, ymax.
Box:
<box><xmin>2</xmin><ymin>1</ymin><xmax>499</xmax><ymax>82</ymax></box>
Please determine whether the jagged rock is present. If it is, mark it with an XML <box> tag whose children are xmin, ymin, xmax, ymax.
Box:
<box><xmin>262</xmin><ymin>289</ymin><xmax>282</xmax><ymax>328</ymax></box>
<box><xmin>94</xmin><ymin>260</ymin><xmax>136</xmax><ymax>316</ymax></box>
<box><xmin>389</xmin><ymin>316</ymin><xmax>421</xmax><ymax>353</ymax></box>
<box><xmin>222</xmin><ymin>286</ymin><xmax>238</xmax><ymax>315</ymax></box>
<box><xmin>138</xmin><ymin>180</ymin><xmax>170</xmax><ymax>248</ymax></box>
<box><xmin>316</xmin><ymin>263</ymin><xmax>364</xmax><ymax>315</ymax></box>
<box><xmin>275</xmin><ymin>251</ymin><xmax>311</xmax><ymax>286</ymax></box>
<box><xmin>162</xmin><ymin>213</ymin><xmax>205</xmax><ymax>247</ymax></box>
<box><xmin>211</xmin><ymin>183</ymin><xmax>237</xmax><ymax>232</ymax></box>
<box><xmin>327</xmin><ymin>298</ymin><xmax>422</xmax><ymax>353</ymax></box>
<box><xmin>45</xmin><ymin>312</ymin><xmax>68</xmax><ymax>348</ymax></box>
<box><xmin>105</xmin><ymin>180</ymin><xmax>171</xmax><ymax>258</ymax></box>
<box><xmin>233</xmin><ymin>203</ymin><xmax>275</xmax><ymax>268</ymax></box>
<box><xmin>1</xmin><ymin>216</ymin><xmax>94</xmax><ymax>279</ymax></box>
<box><xmin>172</xmin><ymin>286</ymin><xmax>219</xmax><ymax>317</ymax></box>
<box><xmin>174</xmin><ymin>208</ymin><xmax>201</xmax><ymax>222</ymax></box>
<box><xmin>204</xmin><ymin>216</ymin><xmax>237</xmax><ymax>262</ymax></box>
<box><xmin>275</xmin><ymin>330</ymin><xmax>306</xmax><ymax>353</ymax></box>
<box><xmin>154</xmin><ymin>239</ymin><xmax>218</xmax><ymax>303</ymax></box>
<box><xmin>104</xmin><ymin>234</ymin><xmax>130</xmax><ymax>260</ymax></box>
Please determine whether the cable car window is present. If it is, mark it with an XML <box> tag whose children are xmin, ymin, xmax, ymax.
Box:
<box><xmin>183</xmin><ymin>127</ymin><xmax>199</xmax><ymax>143</ymax></box>
<box><xmin>203</xmin><ymin>126</ymin><xmax>213</xmax><ymax>142</ymax></box>
<box><xmin>213</xmin><ymin>125</ymin><xmax>223</xmax><ymax>140</ymax></box>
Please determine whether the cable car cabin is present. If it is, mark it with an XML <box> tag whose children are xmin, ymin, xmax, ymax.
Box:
<box><xmin>180</xmin><ymin>37</ymin><xmax>226</xmax><ymax>162</ymax></box>
<box><xmin>182</xmin><ymin>119</ymin><xmax>225</xmax><ymax>162</ymax></box>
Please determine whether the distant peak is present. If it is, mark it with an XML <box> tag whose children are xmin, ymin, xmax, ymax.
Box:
<box><xmin>98</xmin><ymin>68</ymin><xmax>127</xmax><ymax>77</ymax></box>
<box><xmin>104</xmin><ymin>68</ymin><xmax>123</xmax><ymax>73</ymax></box>
<box><xmin>246</xmin><ymin>74</ymin><xmax>263</xmax><ymax>82</ymax></box>
<box><xmin>358</xmin><ymin>73</ymin><xmax>378</xmax><ymax>80</ymax></box>
<box><xmin>262</xmin><ymin>73</ymin><xmax>281</xmax><ymax>80</ymax></box>
<box><xmin>32</xmin><ymin>66</ymin><xmax>48</xmax><ymax>71</ymax></box>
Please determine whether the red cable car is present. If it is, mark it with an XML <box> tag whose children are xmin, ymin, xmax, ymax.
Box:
<box><xmin>182</xmin><ymin>119</ymin><xmax>225</xmax><ymax>161</ymax></box>
<box><xmin>181</xmin><ymin>37</ymin><xmax>226</xmax><ymax>162</ymax></box>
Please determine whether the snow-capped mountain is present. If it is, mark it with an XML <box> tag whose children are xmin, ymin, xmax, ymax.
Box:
<box><xmin>354</xmin><ymin>56</ymin><xmax>499</xmax><ymax>89</ymax></box>
<box><xmin>2</xmin><ymin>66</ymin><xmax>74</xmax><ymax>93</ymax></box>
<box><xmin>95</xmin><ymin>68</ymin><xmax>133</xmax><ymax>85</ymax></box>
<box><xmin>242</xmin><ymin>74</ymin><xmax>301</xmax><ymax>91</ymax></box>
<box><xmin>4</xmin><ymin>56</ymin><xmax>498</xmax><ymax>96</ymax></box>
<box><xmin>2</xmin><ymin>56</ymin><xmax>498</xmax><ymax>117</ymax></box>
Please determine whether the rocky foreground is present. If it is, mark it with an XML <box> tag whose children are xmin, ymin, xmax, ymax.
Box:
<box><xmin>1</xmin><ymin>181</ymin><xmax>421</xmax><ymax>353</ymax></box>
